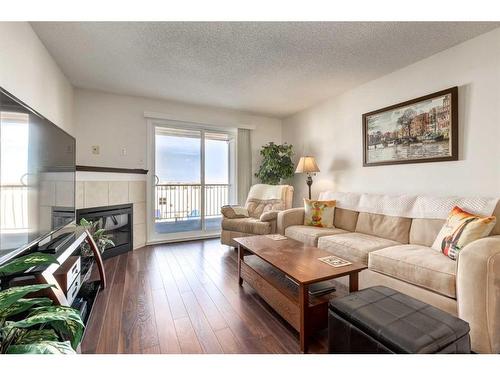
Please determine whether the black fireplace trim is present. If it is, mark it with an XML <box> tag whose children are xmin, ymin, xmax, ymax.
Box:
<box><xmin>76</xmin><ymin>165</ymin><xmax>148</xmax><ymax>174</ymax></box>
<box><xmin>76</xmin><ymin>203</ymin><xmax>133</xmax><ymax>259</ymax></box>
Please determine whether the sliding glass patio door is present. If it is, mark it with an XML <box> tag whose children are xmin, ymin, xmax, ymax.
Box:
<box><xmin>148</xmin><ymin>122</ymin><xmax>235</xmax><ymax>242</ymax></box>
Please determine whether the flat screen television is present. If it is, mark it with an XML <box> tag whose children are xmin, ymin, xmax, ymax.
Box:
<box><xmin>0</xmin><ymin>87</ymin><xmax>76</xmax><ymax>265</ymax></box>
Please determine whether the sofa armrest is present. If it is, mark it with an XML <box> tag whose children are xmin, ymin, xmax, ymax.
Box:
<box><xmin>457</xmin><ymin>235</ymin><xmax>500</xmax><ymax>353</ymax></box>
<box><xmin>277</xmin><ymin>208</ymin><xmax>305</xmax><ymax>235</ymax></box>
<box><xmin>260</xmin><ymin>210</ymin><xmax>280</xmax><ymax>222</ymax></box>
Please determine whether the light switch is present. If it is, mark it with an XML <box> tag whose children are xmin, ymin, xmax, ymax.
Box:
<box><xmin>91</xmin><ymin>145</ymin><xmax>100</xmax><ymax>155</ymax></box>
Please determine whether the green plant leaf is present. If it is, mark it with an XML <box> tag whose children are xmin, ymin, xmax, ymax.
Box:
<box><xmin>0</xmin><ymin>284</ymin><xmax>53</xmax><ymax>313</ymax></box>
<box><xmin>99</xmin><ymin>238</ymin><xmax>115</xmax><ymax>250</ymax></box>
<box><xmin>79</xmin><ymin>218</ymin><xmax>92</xmax><ymax>227</ymax></box>
<box><xmin>15</xmin><ymin>329</ymin><xmax>59</xmax><ymax>345</ymax></box>
<box><xmin>0</xmin><ymin>321</ymin><xmax>19</xmax><ymax>348</ymax></box>
<box><xmin>0</xmin><ymin>297</ymin><xmax>53</xmax><ymax>319</ymax></box>
<box><xmin>0</xmin><ymin>252</ymin><xmax>58</xmax><ymax>277</ymax></box>
<box><xmin>49</xmin><ymin>321</ymin><xmax>83</xmax><ymax>350</ymax></box>
<box><xmin>12</xmin><ymin>305</ymin><xmax>84</xmax><ymax>349</ymax></box>
<box><xmin>6</xmin><ymin>340</ymin><xmax>75</xmax><ymax>354</ymax></box>
<box><xmin>255</xmin><ymin>142</ymin><xmax>294</xmax><ymax>184</ymax></box>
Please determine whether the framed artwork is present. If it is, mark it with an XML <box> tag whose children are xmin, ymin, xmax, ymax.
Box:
<box><xmin>362</xmin><ymin>87</ymin><xmax>458</xmax><ymax>167</ymax></box>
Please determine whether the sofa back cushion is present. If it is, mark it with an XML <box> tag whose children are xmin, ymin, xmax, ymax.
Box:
<box><xmin>410</xmin><ymin>202</ymin><xmax>500</xmax><ymax>245</ymax></box>
<box><xmin>319</xmin><ymin>191</ymin><xmax>499</xmax><ymax>244</ymax></box>
<box><xmin>409</xmin><ymin>218</ymin><xmax>446</xmax><ymax>246</ymax></box>
<box><xmin>355</xmin><ymin>212</ymin><xmax>412</xmax><ymax>244</ymax></box>
<box><xmin>333</xmin><ymin>208</ymin><xmax>359</xmax><ymax>232</ymax></box>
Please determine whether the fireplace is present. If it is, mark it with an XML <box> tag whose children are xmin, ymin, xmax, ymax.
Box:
<box><xmin>76</xmin><ymin>204</ymin><xmax>133</xmax><ymax>259</ymax></box>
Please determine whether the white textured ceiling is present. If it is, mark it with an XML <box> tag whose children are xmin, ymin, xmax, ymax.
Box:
<box><xmin>31</xmin><ymin>22</ymin><xmax>499</xmax><ymax>118</ymax></box>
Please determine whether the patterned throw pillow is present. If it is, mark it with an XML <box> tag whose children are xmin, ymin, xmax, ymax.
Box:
<box><xmin>432</xmin><ymin>206</ymin><xmax>496</xmax><ymax>260</ymax></box>
<box><xmin>303</xmin><ymin>199</ymin><xmax>336</xmax><ymax>228</ymax></box>
<box><xmin>221</xmin><ymin>205</ymin><xmax>249</xmax><ymax>219</ymax></box>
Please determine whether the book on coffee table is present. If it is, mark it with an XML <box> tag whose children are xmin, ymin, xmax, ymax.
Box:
<box><xmin>307</xmin><ymin>281</ymin><xmax>337</xmax><ymax>296</ymax></box>
<box><xmin>285</xmin><ymin>275</ymin><xmax>337</xmax><ymax>296</ymax></box>
<box><xmin>318</xmin><ymin>255</ymin><xmax>352</xmax><ymax>267</ymax></box>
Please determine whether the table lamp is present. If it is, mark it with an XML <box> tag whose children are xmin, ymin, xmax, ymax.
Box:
<box><xmin>295</xmin><ymin>156</ymin><xmax>320</xmax><ymax>199</ymax></box>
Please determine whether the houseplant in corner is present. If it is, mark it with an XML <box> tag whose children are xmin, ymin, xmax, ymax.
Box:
<box><xmin>0</xmin><ymin>253</ymin><xmax>84</xmax><ymax>354</ymax></box>
<box><xmin>255</xmin><ymin>142</ymin><xmax>294</xmax><ymax>185</ymax></box>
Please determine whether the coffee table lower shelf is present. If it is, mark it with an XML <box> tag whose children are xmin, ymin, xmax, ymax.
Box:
<box><xmin>240</xmin><ymin>256</ymin><xmax>331</xmax><ymax>335</ymax></box>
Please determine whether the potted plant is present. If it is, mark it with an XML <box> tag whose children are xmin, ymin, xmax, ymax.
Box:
<box><xmin>0</xmin><ymin>253</ymin><xmax>84</xmax><ymax>354</ymax></box>
<box><xmin>255</xmin><ymin>142</ymin><xmax>294</xmax><ymax>185</ymax></box>
<box><xmin>78</xmin><ymin>218</ymin><xmax>115</xmax><ymax>257</ymax></box>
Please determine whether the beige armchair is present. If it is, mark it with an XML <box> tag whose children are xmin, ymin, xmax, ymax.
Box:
<box><xmin>221</xmin><ymin>184</ymin><xmax>294</xmax><ymax>247</ymax></box>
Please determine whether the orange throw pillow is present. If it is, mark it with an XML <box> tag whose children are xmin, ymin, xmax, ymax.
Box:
<box><xmin>432</xmin><ymin>206</ymin><xmax>496</xmax><ymax>260</ymax></box>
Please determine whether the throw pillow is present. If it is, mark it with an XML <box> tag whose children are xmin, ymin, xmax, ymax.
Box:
<box><xmin>303</xmin><ymin>199</ymin><xmax>336</xmax><ymax>228</ymax></box>
<box><xmin>431</xmin><ymin>206</ymin><xmax>496</xmax><ymax>260</ymax></box>
<box><xmin>221</xmin><ymin>205</ymin><xmax>249</xmax><ymax>219</ymax></box>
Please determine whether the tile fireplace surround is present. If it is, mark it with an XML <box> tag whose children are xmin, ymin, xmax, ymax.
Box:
<box><xmin>76</xmin><ymin>171</ymin><xmax>146</xmax><ymax>249</ymax></box>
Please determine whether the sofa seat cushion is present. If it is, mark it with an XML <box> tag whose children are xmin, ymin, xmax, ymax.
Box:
<box><xmin>221</xmin><ymin>217</ymin><xmax>272</xmax><ymax>235</ymax></box>
<box><xmin>285</xmin><ymin>225</ymin><xmax>347</xmax><ymax>246</ymax></box>
<box><xmin>318</xmin><ymin>233</ymin><xmax>400</xmax><ymax>264</ymax></box>
<box><xmin>368</xmin><ymin>245</ymin><xmax>457</xmax><ymax>298</ymax></box>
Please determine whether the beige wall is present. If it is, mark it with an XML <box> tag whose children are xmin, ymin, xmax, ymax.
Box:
<box><xmin>283</xmin><ymin>28</ymin><xmax>500</xmax><ymax>206</ymax></box>
<box><xmin>0</xmin><ymin>22</ymin><xmax>74</xmax><ymax>135</ymax></box>
<box><xmin>74</xmin><ymin>88</ymin><xmax>282</xmax><ymax>183</ymax></box>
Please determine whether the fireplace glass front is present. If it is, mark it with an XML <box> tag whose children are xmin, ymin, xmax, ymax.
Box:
<box><xmin>76</xmin><ymin>204</ymin><xmax>133</xmax><ymax>259</ymax></box>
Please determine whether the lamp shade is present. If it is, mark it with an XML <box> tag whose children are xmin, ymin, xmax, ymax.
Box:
<box><xmin>295</xmin><ymin>156</ymin><xmax>320</xmax><ymax>173</ymax></box>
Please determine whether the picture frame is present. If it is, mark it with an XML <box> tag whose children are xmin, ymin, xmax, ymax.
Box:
<box><xmin>362</xmin><ymin>87</ymin><xmax>458</xmax><ymax>167</ymax></box>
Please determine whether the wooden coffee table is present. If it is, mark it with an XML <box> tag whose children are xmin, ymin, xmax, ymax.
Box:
<box><xmin>234</xmin><ymin>235</ymin><xmax>367</xmax><ymax>353</ymax></box>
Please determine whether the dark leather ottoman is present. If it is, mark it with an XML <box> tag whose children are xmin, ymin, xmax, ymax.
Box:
<box><xmin>328</xmin><ymin>286</ymin><xmax>471</xmax><ymax>353</ymax></box>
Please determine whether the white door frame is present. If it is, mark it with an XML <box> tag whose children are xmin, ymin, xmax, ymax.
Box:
<box><xmin>146</xmin><ymin>119</ymin><xmax>237</xmax><ymax>244</ymax></box>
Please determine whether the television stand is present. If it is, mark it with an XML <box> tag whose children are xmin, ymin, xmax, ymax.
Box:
<box><xmin>3</xmin><ymin>226</ymin><xmax>107</xmax><ymax>333</ymax></box>
<box><xmin>37</xmin><ymin>232</ymin><xmax>75</xmax><ymax>254</ymax></box>
<box><xmin>34</xmin><ymin>227</ymin><xmax>106</xmax><ymax>306</ymax></box>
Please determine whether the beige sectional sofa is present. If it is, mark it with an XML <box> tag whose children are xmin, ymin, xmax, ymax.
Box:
<box><xmin>277</xmin><ymin>193</ymin><xmax>500</xmax><ymax>354</ymax></box>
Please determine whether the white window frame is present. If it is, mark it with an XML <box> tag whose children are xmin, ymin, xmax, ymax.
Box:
<box><xmin>146</xmin><ymin>118</ymin><xmax>237</xmax><ymax>244</ymax></box>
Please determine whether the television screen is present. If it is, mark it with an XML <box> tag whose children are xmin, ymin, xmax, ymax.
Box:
<box><xmin>0</xmin><ymin>88</ymin><xmax>75</xmax><ymax>264</ymax></box>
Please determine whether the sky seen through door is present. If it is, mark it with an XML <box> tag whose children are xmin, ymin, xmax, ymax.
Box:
<box><xmin>155</xmin><ymin>134</ymin><xmax>229</xmax><ymax>184</ymax></box>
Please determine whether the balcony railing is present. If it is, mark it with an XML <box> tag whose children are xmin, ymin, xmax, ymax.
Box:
<box><xmin>155</xmin><ymin>183</ymin><xmax>229</xmax><ymax>221</ymax></box>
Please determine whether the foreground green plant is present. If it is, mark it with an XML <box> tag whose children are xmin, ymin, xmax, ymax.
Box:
<box><xmin>255</xmin><ymin>142</ymin><xmax>294</xmax><ymax>185</ymax></box>
<box><xmin>0</xmin><ymin>253</ymin><xmax>84</xmax><ymax>354</ymax></box>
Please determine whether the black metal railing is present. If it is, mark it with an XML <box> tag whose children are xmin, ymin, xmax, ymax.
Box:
<box><xmin>154</xmin><ymin>183</ymin><xmax>229</xmax><ymax>221</ymax></box>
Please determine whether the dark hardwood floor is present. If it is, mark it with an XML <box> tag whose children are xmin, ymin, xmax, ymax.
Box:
<box><xmin>81</xmin><ymin>239</ymin><xmax>347</xmax><ymax>354</ymax></box>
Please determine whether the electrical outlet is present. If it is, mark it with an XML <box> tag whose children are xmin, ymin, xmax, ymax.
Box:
<box><xmin>121</xmin><ymin>147</ymin><xmax>127</xmax><ymax>156</ymax></box>
<box><xmin>91</xmin><ymin>145</ymin><xmax>100</xmax><ymax>155</ymax></box>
